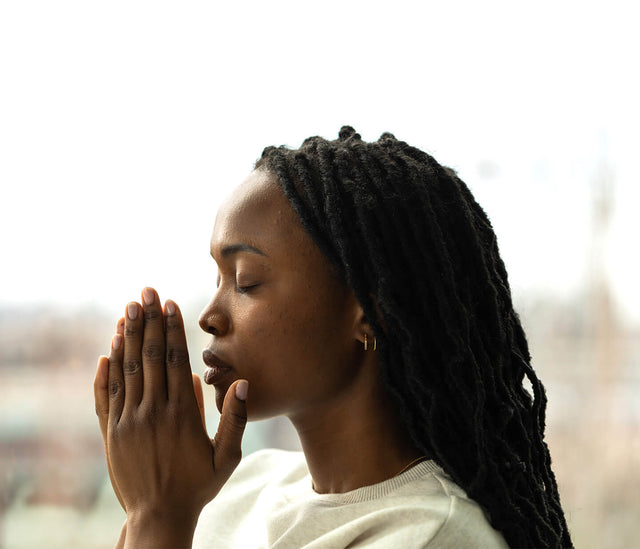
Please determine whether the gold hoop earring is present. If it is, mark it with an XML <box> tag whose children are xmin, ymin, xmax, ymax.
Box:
<box><xmin>363</xmin><ymin>334</ymin><xmax>377</xmax><ymax>351</ymax></box>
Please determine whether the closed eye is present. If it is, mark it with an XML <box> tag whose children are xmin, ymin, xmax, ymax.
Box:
<box><xmin>236</xmin><ymin>283</ymin><xmax>260</xmax><ymax>294</ymax></box>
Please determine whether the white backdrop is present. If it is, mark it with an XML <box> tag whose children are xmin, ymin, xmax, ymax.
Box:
<box><xmin>1</xmin><ymin>0</ymin><xmax>638</xmax><ymax>322</ymax></box>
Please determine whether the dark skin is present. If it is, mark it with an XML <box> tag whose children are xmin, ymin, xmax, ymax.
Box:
<box><xmin>94</xmin><ymin>169</ymin><xmax>422</xmax><ymax>548</ymax></box>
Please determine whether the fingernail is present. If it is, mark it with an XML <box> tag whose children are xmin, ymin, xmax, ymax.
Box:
<box><xmin>112</xmin><ymin>334</ymin><xmax>122</xmax><ymax>350</ymax></box>
<box><xmin>165</xmin><ymin>300</ymin><xmax>176</xmax><ymax>315</ymax></box>
<box><xmin>143</xmin><ymin>288</ymin><xmax>154</xmax><ymax>305</ymax></box>
<box><xmin>127</xmin><ymin>303</ymin><xmax>138</xmax><ymax>320</ymax></box>
<box><xmin>235</xmin><ymin>380</ymin><xmax>248</xmax><ymax>401</ymax></box>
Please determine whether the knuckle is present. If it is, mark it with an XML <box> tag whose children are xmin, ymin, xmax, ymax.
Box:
<box><xmin>138</xmin><ymin>402</ymin><xmax>162</xmax><ymax>424</ymax></box>
<box><xmin>124</xmin><ymin>324</ymin><xmax>138</xmax><ymax>337</ymax></box>
<box><xmin>230</xmin><ymin>411</ymin><xmax>248</xmax><ymax>426</ymax></box>
<box><xmin>161</xmin><ymin>404</ymin><xmax>184</xmax><ymax>432</ymax></box>
<box><xmin>109</xmin><ymin>379</ymin><xmax>123</xmax><ymax>396</ymax></box>
<box><xmin>123</xmin><ymin>359</ymin><xmax>141</xmax><ymax>375</ymax></box>
<box><xmin>166</xmin><ymin>347</ymin><xmax>189</xmax><ymax>368</ymax></box>
<box><xmin>142</xmin><ymin>343</ymin><xmax>163</xmax><ymax>362</ymax></box>
<box><xmin>166</xmin><ymin>402</ymin><xmax>180</xmax><ymax>421</ymax></box>
<box><xmin>221</xmin><ymin>411</ymin><xmax>248</xmax><ymax>434</ymax></box>
<box><xmin>165</xmin><ymin>317</ymin><xmax>183</xmax><ymax>334</ymax></box>
<box><xmin>144</xmin><ymin>307</ymin><xmax>162</xmax><ymax>323</ymax></box>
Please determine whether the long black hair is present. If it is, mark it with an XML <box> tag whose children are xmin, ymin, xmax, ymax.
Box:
<box><xmin>255</xmin><ymin>126</ymin><xmax>572</xmax><ymax>548</ymax></box>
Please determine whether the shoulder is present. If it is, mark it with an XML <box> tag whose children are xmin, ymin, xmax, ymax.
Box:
<box><xmin>297</xmin><ymin>462</ymin><xmax>508</xmax><ymax>549</ymax></box>
<box><xmin>414</xmin><ymin>468</ymin><xmax>509</xmax><ymax>549</ymax></box>
<box><xmin>194</xmin><ymin>454</ymin><xmax>508</xmax><ymax>549</ymax></box>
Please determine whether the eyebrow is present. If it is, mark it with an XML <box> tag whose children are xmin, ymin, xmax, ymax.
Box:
<box><xmin>219</xmin><ymin>243</ymin><xmax>268</xmax><ymax>258</ymax></box>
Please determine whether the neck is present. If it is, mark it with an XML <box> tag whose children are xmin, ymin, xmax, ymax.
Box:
<box><xmin>288</xmin><ymin>377</ymin><xmax>424</xmax><ymax>494</ymax></box>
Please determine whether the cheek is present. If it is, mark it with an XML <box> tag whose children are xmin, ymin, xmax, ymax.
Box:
<box><xmin>243</xmin><ymin>305</ymin><xmax>315</xmax><ymax>378</ymax></box>
<box><xmin>228</xmin><ymin>284</ymin><xmax>356</xmax><ymax>419</ymax></box>
<box><xmin>251</xmin><ymin>299</ymin><xmax>353</xmax><ymax>389</ymax></box>
<box><xmin>227</xmin><ymin>319</ymin><xmax>311</xmax><ymax>416</ymax></box>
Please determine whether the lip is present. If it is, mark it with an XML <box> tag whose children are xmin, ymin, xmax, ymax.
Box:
<box><xmin>202</xmin><ymin>348</ymin><xmax>234</xmax><ymax>385</ymax></box>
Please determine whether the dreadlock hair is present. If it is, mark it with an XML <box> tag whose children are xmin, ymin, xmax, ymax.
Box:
<box><xmin>255</xmin><ymin>126</ymin><xmax>573</xmax><ymax>549</ymax></box>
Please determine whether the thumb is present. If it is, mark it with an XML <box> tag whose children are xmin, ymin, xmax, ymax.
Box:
<box><xmin>94</xmin><ymin>356</ymin><xmax>110</xmax><ymax>439</ymax></box>
<box><xmin>192</xmin><ymin>373</ymin><xmax>207</xmax><ymax>430</ymax></box>
<box><xmin>212</xmin><ymin>380</ymin><xmax>248</xmax><ymax>476</ymax></box>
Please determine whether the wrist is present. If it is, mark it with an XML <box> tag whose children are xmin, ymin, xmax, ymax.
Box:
<box><xmin>124</xmin><ymin>507</ymin><xmax>199</xmax><ymax>549</ymax></box>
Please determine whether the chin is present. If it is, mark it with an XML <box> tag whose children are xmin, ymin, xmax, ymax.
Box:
<box><xmin>211</xmin><ymin>382</ymin><xmax>286</xmax><ymax>422</ymax></box>
<box><xmin>214</xmin><ymin>386</ymin><xmax>227</xmax><ymax>414</ymax></box>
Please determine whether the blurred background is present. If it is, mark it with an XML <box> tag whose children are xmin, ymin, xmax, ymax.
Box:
<box><xmin>1</xmin><ymin>1</ymin><xmax>638</xmax><ymax>547</ymax></box>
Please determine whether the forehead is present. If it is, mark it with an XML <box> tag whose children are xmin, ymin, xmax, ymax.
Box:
<box><xmin>211</xmin><ymin>169</ymin><xmax>307</xmax><ymax>256</ymax></box>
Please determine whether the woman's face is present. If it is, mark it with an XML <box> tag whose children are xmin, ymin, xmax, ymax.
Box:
<box><xmin>199</xmin><ymin>169</ymin><xmax>364</xmax><ymax>421</ymax></box>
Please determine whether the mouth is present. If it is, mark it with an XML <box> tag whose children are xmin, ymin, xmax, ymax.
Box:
<box><xmin>202</xmin><ymin>348</ymin><xmax>234</xmax><ymax>385</ymax></box>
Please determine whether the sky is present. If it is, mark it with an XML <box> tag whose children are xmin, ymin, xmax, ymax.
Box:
<box><xmin>1</xmin><ymin>0</ymin><xmax>638</xmax><ymax>323</ymax></box>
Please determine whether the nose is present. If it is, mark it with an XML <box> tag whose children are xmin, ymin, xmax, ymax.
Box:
<box><xmin>198</xmin><ymin>293</ymin><xmax>230</xmax><ymax>336</ymax></box>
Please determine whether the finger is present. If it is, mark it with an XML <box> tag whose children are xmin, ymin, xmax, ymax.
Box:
<box><xmin>122</xmin><ymin>301</ymin><xmax>144</xmax><ymax>414</ymax></box>
<box><xmin>99</xmin><ymin>350</ymin><xmax>126</xmax><ymax>511</ymax></box>
<box><xmin>213</xmin><ymin>380</ymin><xmax>248</xmax><ymax>475</ymax></box>
<box><xmin>163</xmin><ymin>299</ymin><xmax>193</xmax><ymax>403</ymax></box>
<box><xmin>94</xmin><ymin>355</ymin><xmax>110</xmax><ymax>439</ymax></box>
<box><xmin>140</xmin><ymin>287</ymin><xmax>167</xmax><ymax>404</ymax></box>
<box><xmin>108</xmin><ymin>332</ymin><xmax>125</xmax><ymax>424</ymax></box>
<box><xmin>116</xmin><ymin>317</ymin><xmax>125</xmax><ymax>335</ymax></box>
<box><xmin>192</xmin><ymin>373</ymin><xmax>206</xmax><ymax>430</ymax></box>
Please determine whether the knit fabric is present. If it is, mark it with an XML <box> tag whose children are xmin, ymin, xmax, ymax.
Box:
<box><xmin>193</xmin><ymin>449</ymin><xmax>508</xmax><ymax>548</ymax></box>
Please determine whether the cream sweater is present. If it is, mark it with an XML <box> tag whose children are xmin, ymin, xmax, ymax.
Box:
<box><xmin>193</xmin><ymin>449</ymin><xmax>508</xmax><ymax>548</ymax></box>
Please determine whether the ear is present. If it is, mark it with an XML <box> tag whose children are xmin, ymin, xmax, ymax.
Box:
<box><xmin>350</xmin><ymin>296</ymin><xmax>373</xmax><ymax>348</ymax></box>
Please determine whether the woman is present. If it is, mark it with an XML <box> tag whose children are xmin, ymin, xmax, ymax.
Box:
<box><xmin>94</xmin><ymin>127</ymin><xmax>573</xmax><ymax>548</ymax></box>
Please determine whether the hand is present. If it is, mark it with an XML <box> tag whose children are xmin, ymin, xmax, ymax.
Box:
<box><xmin>94</xmin><ymin>287</ymin><xmax>248</xmax><ymax>548</ymax></box>
<box><xmin>94</xmin><ymin>319</ymin><xmax>209</xmax><ymax>515</ymax></box>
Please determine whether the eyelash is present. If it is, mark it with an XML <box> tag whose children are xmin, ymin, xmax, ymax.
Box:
<box><xmin>235</xmin><ymin>283</ymin><xmax>259</xmax><ymax>294</ymax></box>
<box><xmin>215</xmin><ymin>273</ymin><xmax>259</xmax><ymax>294</ymax></box>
